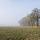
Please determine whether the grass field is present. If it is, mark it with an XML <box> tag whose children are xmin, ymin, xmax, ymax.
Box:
<box><xmin>0</xmin><ymin>27</ymin><xmax>40</xmax><ymax>40</ymax></box>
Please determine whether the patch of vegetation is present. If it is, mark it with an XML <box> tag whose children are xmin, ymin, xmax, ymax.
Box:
<box><xmin>0</xmin><ymin>27</ymin><xmax>40</xmax><ymax>40</ymax></box>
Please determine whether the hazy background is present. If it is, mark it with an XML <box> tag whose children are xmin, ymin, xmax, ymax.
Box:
<box><xmin>0</xmin><ymin>0</ymin><xmax>40</xmax><ymax>26</ymax></box>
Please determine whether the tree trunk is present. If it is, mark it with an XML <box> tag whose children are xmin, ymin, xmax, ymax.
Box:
<box><xmin>37</xmin><ymin>16</ymin><xmax>38</xmax><ymax>26</ymax></box>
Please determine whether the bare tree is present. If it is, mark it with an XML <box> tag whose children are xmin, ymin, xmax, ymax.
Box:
<box><xmin>30</xmin><ymin>8</ymin><xmax>40</xmax><ymax>26</ymax></box>
<box><xmin>18</xmin><ymin>8</ymin><xmax>40</xmax><ymax>26</ymax></box>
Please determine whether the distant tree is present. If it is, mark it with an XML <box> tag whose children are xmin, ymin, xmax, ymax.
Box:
<box><xmin>18</xmin><ymin>15</ymin><xmax>32</xmax><ymax>26</ymax></box>
<box><xmin>30</xmin><ymin>8</ymin><xmax>40</xmax><ymax>26</ymax></box>
<box><xmin>18</xmin><ymin>8</ymin><xmax>40</xmax><ymax>26</ymax></box>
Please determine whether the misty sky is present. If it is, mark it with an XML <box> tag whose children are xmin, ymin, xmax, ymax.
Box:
<box><xmin>0</xmin><ymin>0</ymin><xmax>40</xmax><ymax>26</ymax></box>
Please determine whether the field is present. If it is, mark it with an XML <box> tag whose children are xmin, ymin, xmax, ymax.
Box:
<box><xmin>0</xmin><ymin>27</ymin><xmax>40</xmax><ymax>40</ymax></box>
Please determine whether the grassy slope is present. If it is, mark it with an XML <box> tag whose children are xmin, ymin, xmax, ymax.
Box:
<box><xmin>0</xmin><ymin>27</ymin><xmax>40</xmax><ymax>40</ymax></box>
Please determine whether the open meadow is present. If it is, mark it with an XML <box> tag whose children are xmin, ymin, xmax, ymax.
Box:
<box><xmin>0</xmin><ymin>26</ymin><xmax>40</xmax><ymax>40</ymax></box>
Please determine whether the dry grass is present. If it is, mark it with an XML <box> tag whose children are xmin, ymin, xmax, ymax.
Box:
<box><xmin>0</xmin><ymin>26</ymin><xmax>40</xmax><ymax>40</ymax></box>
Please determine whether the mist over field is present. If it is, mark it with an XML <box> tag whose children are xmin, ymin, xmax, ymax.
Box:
<box><xmin>0</xmin><ymin>0</ymin><xmax>40</xmax><ymax>40</ymax></box>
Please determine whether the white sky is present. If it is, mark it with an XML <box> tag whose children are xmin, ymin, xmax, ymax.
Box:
<box><xmin>0</xmin><ymin>0</ymin><xmax>40</xmax><ymax>26</ymax></box>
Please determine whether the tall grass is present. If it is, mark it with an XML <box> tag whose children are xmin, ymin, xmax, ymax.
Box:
<box><xmin>0</xmin><ymin>27</ymin><xmax>40</xmax><ymax>40</ymax></box>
